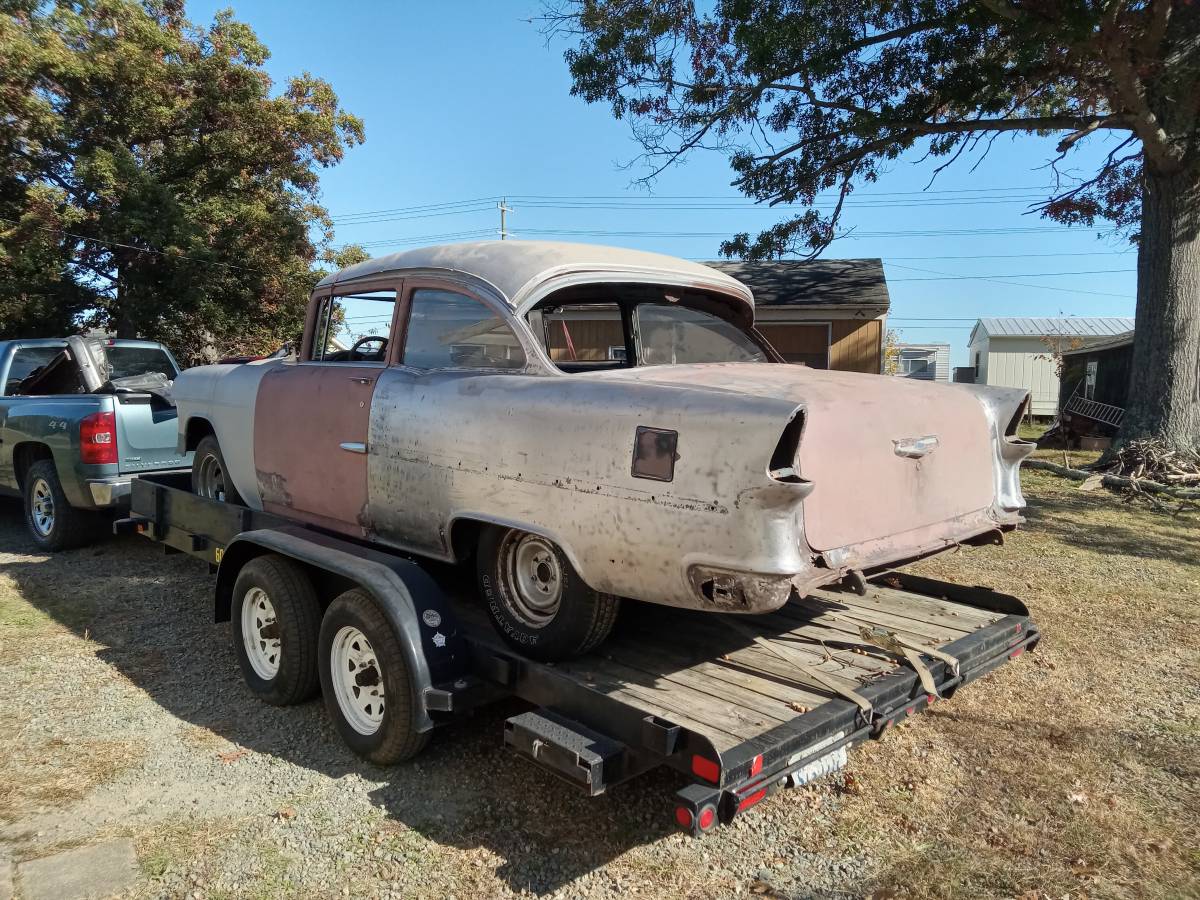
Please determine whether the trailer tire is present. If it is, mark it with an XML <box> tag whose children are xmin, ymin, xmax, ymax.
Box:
<box><xmin>318</xmin><ymin>588</ymin><xmax>430</xmax><ymax>764</ymax></box>
<box><xmin>192</xmin><ymin>435</ymin><xmax>245</xmax><ymax>505</ymax></box>
<box><xmin>477</xmin><ymin>526</ymin><xmax>620</xmax><ymax>662</ymax></box>
<box><xmin>23</xmin><ymin>459</ymin><xmax>102</xmax><ymax>551</ymax></box>
<box><xmin>231</xmin><ymin>555</ymin><xmax>321</xmax><ymax>706</ymax></box>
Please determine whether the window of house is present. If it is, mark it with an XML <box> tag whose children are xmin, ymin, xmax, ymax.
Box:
<box><xmin>402</xmin><ymin>289</ymin><xmax>525</xmax><ymax>370</ymax></box>
<box><xmin>899</xmin><ymin>350</ymin><xmax>933</xmax><ymax>376</ymax></box>
<box><xmin>311</xmin><ymin>289</ymin><xmax>397</xmax><ymax>363</ymax></box>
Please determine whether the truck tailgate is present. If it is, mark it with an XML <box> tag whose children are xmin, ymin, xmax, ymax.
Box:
<box><xmin>114</xmin><ymin>394</ymin><xmax>189</xmax><ymax>474</ymax></box>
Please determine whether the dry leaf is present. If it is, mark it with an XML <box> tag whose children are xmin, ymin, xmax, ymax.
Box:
<box><xmin>1146</xmin><ymin>838</ymin><xmax>1174</xmax><ymax>855</ymax></box>
<box><xmin>787</xmin><ymin>702</ymin><xmax>810</xmax><ymax>713</ymax></box>
<box><xmin>1067</xmin><ymin>791</ymin><xmax>1088</xmax><ymax>805</ymax></box>
<box><xmin>275</xmin><ymin>805</ymin><xmax>297</xmax><ymax>821</ymax></box>
<box><xmin>218</xmin><ymin>748</ymin><xmax>248</xmax><ymax>764</ymax></box>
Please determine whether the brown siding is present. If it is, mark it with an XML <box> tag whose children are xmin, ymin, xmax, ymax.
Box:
<box><xmin>547</xmin><ymin>319</ymin><xmax>624</xmax><ymax>361</ymax></box>
<box><xmin>829</xmin><ymin>319</ymin><xmax>882</xmax><ymax>373</ymax></box>
<box><xmin>758</xmin><ymin>324</ymin><xmax>830</xmax><ymax>368</ymax></box>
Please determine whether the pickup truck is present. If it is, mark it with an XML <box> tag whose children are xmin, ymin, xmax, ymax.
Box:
<box><xmin>0</xmin><ymin>336</ymin><xmax>190</xmax><ymax>549</ymax></box>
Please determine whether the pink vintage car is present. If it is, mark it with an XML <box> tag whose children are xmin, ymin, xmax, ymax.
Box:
<box><xmin>174</xmin><ymin>242</ymin><xmax>1033</xmax><ymax>661</ymax></box>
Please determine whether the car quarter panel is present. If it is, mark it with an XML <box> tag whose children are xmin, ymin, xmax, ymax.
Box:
<box><xmin>365</xmin><ymin>368</ymin><xmax>810</xmax><ymax>610</ymax></box>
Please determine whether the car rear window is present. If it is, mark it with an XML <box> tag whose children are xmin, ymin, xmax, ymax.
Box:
<box><xmin>105</xmin><ymin>346</ymin><xmax>178</xmax><ymax>380</ymax></box>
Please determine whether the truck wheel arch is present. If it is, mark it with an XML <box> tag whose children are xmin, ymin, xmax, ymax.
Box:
<box><xmin>182</xmin><ymin>417</ymin><xmax>216</xmax><ymax>453</ymax></box>
<box><xmin>12</xmin><ymin>442</ymin><xmax>53</xmax><ymax>490</ymax></box>
<box><xmin>447</xmin><ymin>514</ymin><xmax>590</xmax><ymax>578</ymax></box>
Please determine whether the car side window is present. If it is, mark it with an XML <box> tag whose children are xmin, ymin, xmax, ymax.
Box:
<box><xmin>311</xmin><ymin>289</ymin><xmax>397</xmax><ymax>363</ymax></box>
<box><xmin>5</xmin><ymin>347</ymin><xmax>75</xmax><ymax>395</ymax></box>
<box><xmin>402</xmin><ymin>289</ymin><xmax>525</xmax><ymax>370</ymax></box>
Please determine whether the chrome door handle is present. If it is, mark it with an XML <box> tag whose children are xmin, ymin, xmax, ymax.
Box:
<box><xmin>340</xmin><ymin>442</ymin><xmax>367</xmax><ymax>454</ymax></box>
<box><xmin>348</xmin><ymin>376</ymin><xmax>373</xmax><ymax>385</ymax></box>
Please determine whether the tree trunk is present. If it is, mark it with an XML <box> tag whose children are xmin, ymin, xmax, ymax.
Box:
<box><xmin>1120</xmin><ymin>167</ymin><xmax>1200</xmax><ymax>450</ymax></box>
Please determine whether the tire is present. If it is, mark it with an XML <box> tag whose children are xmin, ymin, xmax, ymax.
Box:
<box><xmin>23</xmin><ymin>459</ymin><xmax>101</xmax><ymax>551</ymax></box>
<box><xmin>318</xmin><ymin>588</ymin><xmax>430</xmax><ymax>764</ymax></box>
<box><xmin>231</xmin><ymin>555</ymin><xmax>321</xmax><ymax>706</ymax></box>
<box><xmin>476</xmin><ymin>526</ymin><xmax>620</xmax><ymax>662</ymax></box>
<box><xmin>191</xmin><ymin>434</ymin><xmax>245</xmax><ymax>505</ymax></box>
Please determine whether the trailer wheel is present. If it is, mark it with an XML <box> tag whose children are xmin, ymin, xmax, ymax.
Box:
<box><xmin>318</xmin><ymin>589</ymin><xmax>430</xmax><ymax>764</ymax></box>
<box><xmin>192</xmin><ymin>435</ymin><xmax>245</xmax><ymax>505</ymax></box>
<box><xmin>23</xmin><ymin>460</ymin><xmax>101</xmax><ymax>551</ymax></box>
<box><xmin>476</xmin><ymin>526</ymin><xmax>620</xmax><ymax>662</ymax></box>
<box><xmin>231</xmin><ymin>555</ymin><xmax>321</xmax><ymax>706</ymax></box>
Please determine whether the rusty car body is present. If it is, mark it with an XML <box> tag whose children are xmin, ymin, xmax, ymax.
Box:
<box><xmin>172</xmin><ymin>241</ymin><xmax>1033</xmax><ymax>657</ymax></box>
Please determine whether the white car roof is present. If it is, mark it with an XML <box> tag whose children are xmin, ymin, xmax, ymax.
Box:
<box><xmin>315</xmin><ymin>240</ymin><xmax>754</xmax><ymax>314</ymax></box>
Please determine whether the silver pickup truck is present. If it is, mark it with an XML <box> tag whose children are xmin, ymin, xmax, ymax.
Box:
<box><xmin>0</xmin><ymin>336</ymin><xmax>190</xmax><ymax>549</ymax></box>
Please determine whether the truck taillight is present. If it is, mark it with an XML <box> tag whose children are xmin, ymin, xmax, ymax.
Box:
<box><xmin>80</xmin><ymin>411</ymin><xmax>118</xmax><ymax>464</ymax></box>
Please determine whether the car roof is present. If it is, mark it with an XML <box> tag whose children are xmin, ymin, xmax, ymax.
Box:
<box><xmin>315</xmin><ymin>240</ymin><xmax>754</xmax><ymax>314</ymax></box>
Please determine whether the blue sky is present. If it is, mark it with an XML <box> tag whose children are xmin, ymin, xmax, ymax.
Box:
<box><xmin>190</xmin><ymin>0</ymin><xmax>1137</xmax><ymax>366</ymax></box>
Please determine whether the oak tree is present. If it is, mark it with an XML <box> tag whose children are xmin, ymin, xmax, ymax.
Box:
<box><xmin>553</xmin><ymin>0</ymin><xmax>1200</xmax><ymax>449</ymax></box>
<box><xmin>0</xmin><ymin>0</ymin><xmax>364</xmax><ymax>362</ymax></box>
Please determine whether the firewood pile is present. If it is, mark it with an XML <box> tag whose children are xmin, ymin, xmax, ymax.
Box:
<box><xmin>1098</xmin><ymin>438</ymin><xmax>1200</xmax><ymax>485</ymax></box>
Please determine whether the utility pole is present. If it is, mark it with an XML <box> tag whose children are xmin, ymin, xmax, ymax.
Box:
<box><xmin>498</xmin><ymin>197</ymin><xmax>512</xmax><ymax>240</ymax></box>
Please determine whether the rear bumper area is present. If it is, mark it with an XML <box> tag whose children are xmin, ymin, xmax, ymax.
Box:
<box><xmin>86</xmin><ymin>468</ymin><xmax>191</xmax><ymax>508</ymax></box>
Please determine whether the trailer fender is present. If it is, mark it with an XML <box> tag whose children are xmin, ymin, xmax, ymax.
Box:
<box><xmin>215</xmin><ymin>526</ymin><xmax>468</xmax><ymax>733</ymax></box>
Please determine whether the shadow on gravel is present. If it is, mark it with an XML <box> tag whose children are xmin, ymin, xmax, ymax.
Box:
<box><xmin>0</xmin><ymin>498</ymin><xmax>676</xmax><ymax>895</ymax></box>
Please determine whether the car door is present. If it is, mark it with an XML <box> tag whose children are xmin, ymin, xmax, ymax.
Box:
<box><xmin>253</xmin><ymin>280</ymin><xmax>401</xmax><ymax>534</ymax></box>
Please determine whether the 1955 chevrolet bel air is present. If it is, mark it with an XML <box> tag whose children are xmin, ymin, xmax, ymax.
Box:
<box><xmin>173</xmin><ymin>242</ymin><xmax>1034</xmax><ymax>660</ymax></box>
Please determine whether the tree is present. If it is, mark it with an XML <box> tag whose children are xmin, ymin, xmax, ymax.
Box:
<box><xmin>882</xmin><ymin>327</ymin><xmax>901</xmax><ymax>376</ymax></box>
<box><xmin>0</xmin><ymin>0</ymin><xmax>364</xmax><ymax>363</ymax></box>
<box><xmin>551</xmin><ymin>0</ymin><xmax>1200</xmax><ymax>450</ymax></box>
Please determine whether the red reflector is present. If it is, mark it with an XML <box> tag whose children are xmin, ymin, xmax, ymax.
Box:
<box><xmin>738</xmin><ymin>787</ymin><xmax>767</xmax><ymax>811</ymax></box>
<box><xmin>674</xmin><ymin>806</ymin><xmax>692</xmax><ymax>829</ymax></box>
<box><xmin>926</xmin><ymin>694</ymin><xmax>936</xmax><ymax>705</ymax></box>
<box><xmin>1015</xmin><ymin>622</ymin><xmax>1023</xmax><ymax>633</ymax></box>
<box><xmin>1009</xmin><ymin>646</ymin><xmax>1025</xmax><ymax>659</ymax></box>
<box><xmin>698</xmin><ymin>806</ymin><xmax>716</xmax><ymax>831</ymax></box>
<box><xmin>750</xmin><ymin>754</ymin><xmax>763</xmax><ymax>777</ymax></box>
<box><xmin>691</xmin><ymin>755</ymin><xmax>720</xmax><ymax>783</ymax></box>
<box><xmin>80</xmin><ymin>411</ymin><xmax>118</xmax><ymax>465</ymax></box>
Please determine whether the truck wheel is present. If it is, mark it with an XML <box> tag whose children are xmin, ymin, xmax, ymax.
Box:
<box><xmin>231</xmin><ymin>555</ymin><xmax>321</xmax><ymax>706</ymax></box>
<box><xmin>476</xmin><ymin>526</ymin><xmax>620</xmax><ymax>662</ymax></box>
<box><xmin>318</xmin><ymin>589</ymin><xmax>430</xmax><ymax>764</ymax></box>
<box><xmin>192</xmin><ymin>435</ymin><xmax>245</xmax><ymax>505</ymax></box>
<box><xmin>23</xmin><ymin>460</ymin><xmax>100</xmax><ymax>551</ymax></box>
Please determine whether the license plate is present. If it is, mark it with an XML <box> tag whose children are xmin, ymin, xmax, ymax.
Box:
<box><xmin>785</xmin><ymin>731</ymin><xmax>848</xmax><ymax>787</ymax></box>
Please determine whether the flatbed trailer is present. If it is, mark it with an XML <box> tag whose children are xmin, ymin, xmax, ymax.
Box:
<box><xmin>118</xmin><ymin>473</ymin><xmax>1039</xmax><ymax>835</ymax></box>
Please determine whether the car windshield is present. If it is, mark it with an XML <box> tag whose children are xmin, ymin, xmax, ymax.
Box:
<box><xmin>105</xmin><ymin>346</ymin><xmax>178</xmax><ymax>380</ymax></box>
<box><xmin>534</xmin><ymin>299</ymin><xmax>768</xmax><ymax>372</ymax></box>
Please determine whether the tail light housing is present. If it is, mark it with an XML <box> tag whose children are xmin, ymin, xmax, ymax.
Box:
<box><xmin>80</xmin><ymin>411</ymin><xmax>118</xmax><ymax>464</ymax></box>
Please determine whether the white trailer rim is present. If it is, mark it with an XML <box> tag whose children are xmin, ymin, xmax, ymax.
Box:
<box><xmin>330</xmin><ymin>625</ymin><xmax>385</xmax><ymax>735</ymax></box>
<box><xmin>241</xmin><ymin>587</ymin><xmax>281</xmax><ymax>680</ymax></box>
<box><xmin>30</xmin><ymin>477</ymin><xmax>55</xmax><ymax>536</ymax></box>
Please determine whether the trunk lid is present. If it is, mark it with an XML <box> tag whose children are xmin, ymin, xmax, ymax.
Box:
<box><xmin>592</xmin><ymin>362</ymin><xmax>996</xmax><ymax>550</ymax></box>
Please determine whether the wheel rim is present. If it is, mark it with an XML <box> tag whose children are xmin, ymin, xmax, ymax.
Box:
<box><xmin>330</xmin><ymin>626</ymin><xmax>385</xmax><ymax>735</ymax></box>
<box><xmin>30</xmin><ymin>477</ymin><xmax>55</xmax><ymax>537</ymax></box>
<box><xmin>501</xmin><ymin>532</ymin><xmax>563</xmax><ymax>629</ymax></box>
<box><xmin>241</xmin><ymin>587</ymin><xmax>281</xmax><ymax>680</ymax></box>
<box><xmin>196</xmin><ymin>453</ymin><xmax>227</xmax><ymax>501</ymax></box>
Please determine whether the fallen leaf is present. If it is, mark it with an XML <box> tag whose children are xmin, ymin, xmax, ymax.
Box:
<box><xmin>218</xmin><ymin>748</ymin><xmax>248</xmax><ymax>764</ymax></box>
<box><xmin>1067</xmin><ymin>791</ymin><xmax>1088</xmax><ymax>805</ymax></box>
<box><xmin>275</xmin><ymin>805</ymin><xmax>296</xmax><ymax>821</ymax></box>
<box><xmin>1146</xmin><ymin>838</ymin><xmax>1174</xmax><ymax>854</ymax></box>
<box><xmin>787</xmin><ymin>702</ymin><xmax>810</xmax><ymax>713</ymax></box>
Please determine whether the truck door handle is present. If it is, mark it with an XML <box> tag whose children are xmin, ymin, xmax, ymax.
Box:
<box><xmin>340</xmin><ymin>442</ymin><xmax>367</xmax><ymax>454</ymax></box>
<box><xmin>348</xmin><ymin>376</ymin><xmax>374</xmax><ymax>385</ymax></box>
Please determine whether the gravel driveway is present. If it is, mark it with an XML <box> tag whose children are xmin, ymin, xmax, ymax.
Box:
<box><xmin>1</xmin><ymin>471</ymin><xmax>1196</xmax><ymax>899</ymax></box>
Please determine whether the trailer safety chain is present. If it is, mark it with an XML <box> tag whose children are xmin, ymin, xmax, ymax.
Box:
<box><xmin>721</xmin><ymin>616</ymin><xmax>875</xmax><ymax>721</ymax></box>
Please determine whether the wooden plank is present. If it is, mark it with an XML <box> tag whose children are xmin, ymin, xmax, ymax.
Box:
<box><xmin>815</xmin><ymin>584</ymin><xmax>1001</xmax><ymax>628</ymax></box>
<box><xmin>778</xmin><ymin>597</ymin><xmax>966</xmax><ymax>645</ymax></box>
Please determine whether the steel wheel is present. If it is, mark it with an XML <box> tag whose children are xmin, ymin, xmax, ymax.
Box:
<box><xmin>241</xmin><ymin>586</ymin><xmax>282</xmax><ymax>680</ymax></box>
<box><xmin>500</xmin><ymin>531</ymin><xmax>564</xmax><ymax>629</ymax></box>
<box><xmin>29</xmin><ymin>477</ymin><xmax>55</xmax><ymax>537</ymax></box>
<box><xmin>195</xmin><ymin>452</ymin><xmax>229</xmax><ymax>501</ymax></box>
<box><xmin>330</xmin><ymin>625</ymin><xmax>385</xmax><ymax>736</ymax></box>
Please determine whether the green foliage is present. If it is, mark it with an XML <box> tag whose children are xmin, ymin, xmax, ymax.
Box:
<box><xmin>0</xmin><ymin>0</ymin><xmax>365</xmax><ymax>362</ymax></box>
<box><xmin>552</xmin><ymin>0</ymin><xmax>1198</xmax><ymax>258</ymax></box>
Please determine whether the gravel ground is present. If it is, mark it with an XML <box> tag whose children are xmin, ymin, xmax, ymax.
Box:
<box><xmin>0</xmin><ymin>474</ymin><xmax>1196</xmax><ymax>899</ymax></box>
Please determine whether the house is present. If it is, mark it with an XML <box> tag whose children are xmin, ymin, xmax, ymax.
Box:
<box><xmin>967</xmin><ymin>316</ymin><xmax>1136</xmax><ymax>417</ymax></box>
<box><xmin>708</xmin><ymin>259</ymin><xmax>889</xmax><ymax>373</ymax></box>
<box><xmin>1056</xmin><ymin>330</ymin><xmax>1134</xmax><ymax>440</ymax></box>
<box><xmin>893</xmin><ymin>343</ymin><xmax>950</xmax><ymax>382</ymax></box>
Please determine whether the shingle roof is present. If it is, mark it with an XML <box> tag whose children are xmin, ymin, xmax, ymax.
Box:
<box><xmin>705</xmin><ymin>259</ymin><xmax>890</xmax><ymax>309</ymax></box>
<box><xmin>976</xmin><ymin>316</ymin><xmax>1135</xmax><ymax>338</ymax></box>
<box><xmin>1061</xmin><ymin>329</ymin><xmax>1135</xmax><ymax>355</ymax></box>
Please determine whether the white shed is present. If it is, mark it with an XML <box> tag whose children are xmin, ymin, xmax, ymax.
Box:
<box><xmin>967</xmin><ymin>317</ymin><xmax>1135</xmax><ymax>417</ymax></box>
<box><xmin>894</xmin><ymin>343</ymin><xmax>951</xmax><ymax>382</ymax></box>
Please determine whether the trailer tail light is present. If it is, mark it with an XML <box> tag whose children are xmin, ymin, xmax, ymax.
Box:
<box><xmin>738</xmin><ymin>787</ymin><xmax>768</xmax><ymax>812</ymax></box>
<box><xmin>674</xmin><ymin>807</ymin><xmax>693</xmax><ymax>829</ymax></box>
<box><xmin>697</xmin><ymin>806</ymin><xmax>716</xmax><ymax>831</ymax></box>
<box><xmin>691</xmin><ymin>755</ymin><xmax>720</xmax><ymax>784</ymax></box>
<box><xmin>749</xmin><ymin>754</ymin><xmax>763</xmax><ymax>777</ymax></box>
<box><xmin>80</xmin><ymin>411</ymin><xmax>118</xmax><ymax>465</ymax></box>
